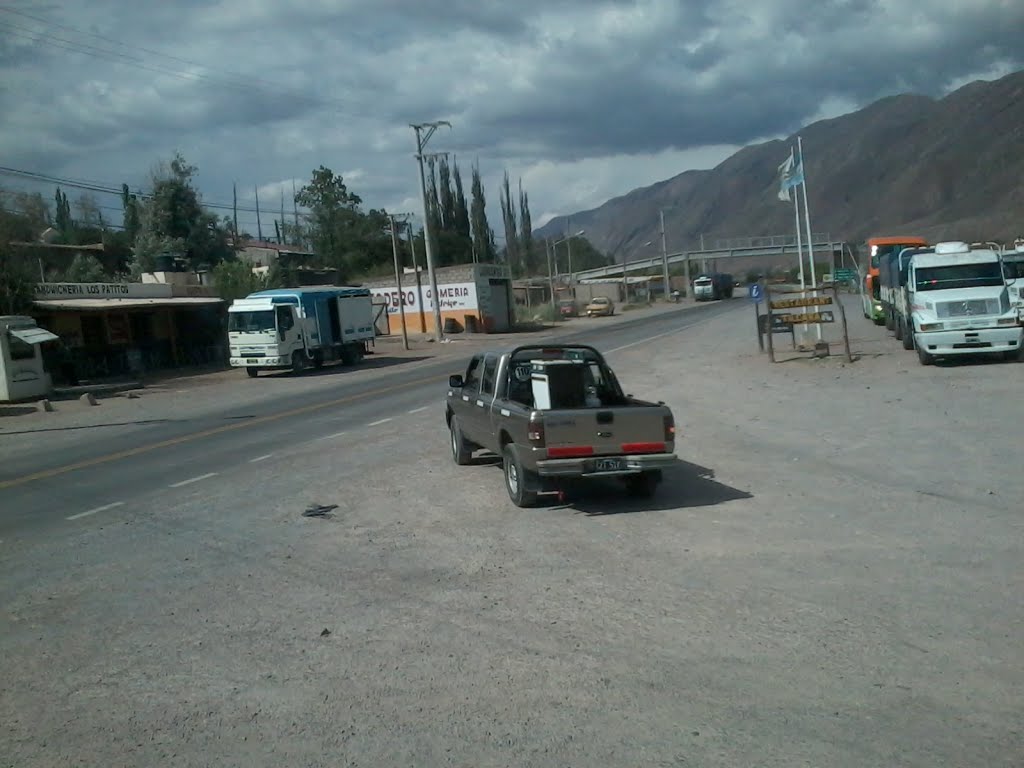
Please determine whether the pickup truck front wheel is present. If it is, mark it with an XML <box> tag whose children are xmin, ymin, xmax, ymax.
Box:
<box><xmin>503</xmin><ymin>444</ymin><xmax>537</xmax><ymax>508</ymax></box>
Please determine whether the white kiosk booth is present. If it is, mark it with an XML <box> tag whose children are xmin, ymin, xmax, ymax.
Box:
<box><xmin>1</xmin><ymin>315</ymin><xmax>59</xmax><ymax>402</ymax></box>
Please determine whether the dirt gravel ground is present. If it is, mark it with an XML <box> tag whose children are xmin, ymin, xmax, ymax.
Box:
<box><xmin>1</xmin><ymin>297</ymin><xmax>1021</xmax><ymax>767</ymax></box>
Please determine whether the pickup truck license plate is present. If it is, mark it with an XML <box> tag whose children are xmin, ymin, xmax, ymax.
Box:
<box><xmin>247</xmin><ymin>358</ymin><xmax>258</xmax><ymax>364</ymax></box>
<box><xmin>596</xmin><ymin>458</ymin><xmax>623</xmax><ymax>471</ymax></box>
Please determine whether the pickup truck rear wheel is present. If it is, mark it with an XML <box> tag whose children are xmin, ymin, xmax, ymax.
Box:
<box><xmin>502</xmin><ymin>444</ymin><xmax>537</xmax><ymax>508</ymax></box>
<box><xmin>449</xmin><ymin>417</ymin><xmax>472</xmax><ymax>465</ymax></box>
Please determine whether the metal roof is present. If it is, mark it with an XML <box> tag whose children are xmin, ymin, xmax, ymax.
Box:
<box><xmin>34</xmin><ymin>298</ymin><xmax>224</xmax><ymax>311</ymax></box>
<box><xmin>249</xmin><ymin>286</ymin><xmax>370</xmax><ymax>298</ymax></box>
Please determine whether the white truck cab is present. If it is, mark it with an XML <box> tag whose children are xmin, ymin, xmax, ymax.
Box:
<box><xmin>228</xmin><ymin>297</ymin><xmax>302</xmax><ymax>371</ymax></box>
<box><xmin>909</xmin><ymin>241</ymin><xmax>1022</xmax><ymax>365</ymax></box>
<box><xmin>1002</xmin><ymin>239</ymin><xmax>1024</xmax><ymax>322</ymax></box>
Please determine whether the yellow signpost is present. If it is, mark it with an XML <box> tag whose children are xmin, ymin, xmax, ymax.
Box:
<box><xmin>762</xmin><ymin>281</ymin><xmax>852</xmax><ymax>364</ymax></box>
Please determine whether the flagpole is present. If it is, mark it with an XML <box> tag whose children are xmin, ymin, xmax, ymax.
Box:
<box><xmin>792</xmin><ymin>159</ymin><xmax>808</xmax><ymax>336</ymax></box>
<box><xmin>797</xmin><ymin>136</ymin><xmax>821</xmax><ymax>340</ymax></box>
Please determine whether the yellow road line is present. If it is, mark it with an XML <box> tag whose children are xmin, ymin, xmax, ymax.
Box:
<box><xmin>1</xmin><ymin>308</ymin><xmax>726</xmax><ymax>491</ymax></box>
<box><xmin>0</xmin><ymin>374</ymin><xmax>440</xmax><ymax>490</ymax></box>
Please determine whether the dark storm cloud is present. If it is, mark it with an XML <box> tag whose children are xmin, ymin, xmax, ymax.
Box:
<box><xmin>0</xmin><ymin>0</ymin><xmax>1022</xmax><ymax>220</ymax></box>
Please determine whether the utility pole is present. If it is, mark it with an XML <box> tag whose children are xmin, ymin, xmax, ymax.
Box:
<box><xmin>546</xmin><ymin>238</ymin><xmax>557</xmax><ymax>318</ymax></box>
<box><xmin>388</xmin><ymin>213</ymin><xmax>414</xmax><ymax>350</ymax></box>
<box><xmin>565</xmin><ymin>217</ymin><xmax>574</xmax><ymax>290</ymax></box>
<box><xmin>622</xmin><ymin>245</ymin><xmax>629</xmax><ymax>304</ymax></box>
<box><xmin>406</xmin><ymin>221</ymin><xmax>427</xmax><ymax>334</ymax></box>
<box><xmin>291</xmin><ymin>179</ymin><xmax>299</xmax><ymax>241</ymax></box>
<box><xmin>232</xmin><ymin>183</ymin><xmax>239</xmax><ymax>244</ymax></box>
<box><xmin>254</xmin><ymin>185</ymin><xmax>262</xmax><ymax>242</ymax></box>
<box><xmin>410</xmin><ymin>120</ymin><xmax>451</xmax><ymax>342</ymax></box>
<box><xmin>659</xmin><ymin>208</ymin><xmax>671</xmax><ymax>302</ymax></box>
<box><xmin>279</xmin><ymin>190</ymin><xmax>286</xmax><ymax>245</ymax></box>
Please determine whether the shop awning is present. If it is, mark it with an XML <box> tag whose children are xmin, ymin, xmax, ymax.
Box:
<box><xmin>9</xmin><ymin>326</ymin><xmax>60</xmax><ymax>345</ymax></box>
<box><xmin>33</xmin><ymin>297</ymin><xmax>224</xmax><ymax>311</ymax></box>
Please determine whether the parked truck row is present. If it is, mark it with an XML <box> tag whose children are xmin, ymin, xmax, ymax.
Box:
<box><xmin>871</xmin><ymin>239</ymin><xmax>1023</xmax><ymax>365</ymax></box>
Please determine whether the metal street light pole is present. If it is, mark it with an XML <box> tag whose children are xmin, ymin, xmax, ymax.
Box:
<box><xmin>388</xmin><ymin>213</ymin><xmax>414</xmax><ymax>351</ymax></box>
<box><xmin>405</xmin><ymin>220</ymin><xmax>428</xmax><ymax>334</ymax></box>
<box><xmin>659</xmin><ymin>208</ymin><xmax>671</xmax><ymax>302</ymax></box>
<box><xmin>551</xmin><ymin>229</ymin><xmax>585</xmax><ymax>285</ymax></box>
<box><xmin>621</xmin><ymin>240</ymin><xmax>652</xmax><ymax>304</ymax></box>
<box><xmin>410</xmin><ymin>120</ymin><xmax>450</xmax><ymax>342</ymax></box>
<box><xmin>546</xmin><ymin>237</ymin><xmax>557</xmax><ymax>319</ymax></box>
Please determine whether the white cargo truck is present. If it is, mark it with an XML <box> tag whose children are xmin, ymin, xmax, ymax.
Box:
<box><xmin>1002</xmin><ymin>239</ymin><xmax>1024</xmax><ymax>323</ymax></box>
<box><xmin>908</xmin><ymin>241</ymin><xmax>1022</xmax><ymax>365</ymax></box>
<box><xmin>228</xmin><ymin>286</ymin><xmax>375</xmax><ymax>377</ymax></box>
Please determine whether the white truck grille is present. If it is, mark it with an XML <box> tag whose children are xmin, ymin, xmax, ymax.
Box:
<box><xmin>936</xmin><ymin>299</ymin><xmax>1000</xmax><ymax>318</ymax></box>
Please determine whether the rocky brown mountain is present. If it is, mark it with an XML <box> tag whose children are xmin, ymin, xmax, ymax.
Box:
<box><xmin>537</xmin><ymin>69</ymin><xmax>1024</xmax><ymax>263</ymax></box>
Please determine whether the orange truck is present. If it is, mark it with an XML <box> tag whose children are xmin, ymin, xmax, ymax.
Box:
<box><xmin>862</xmin><ymin>235</ymin><xmax>929</xmax><ymax>325</ymax></box>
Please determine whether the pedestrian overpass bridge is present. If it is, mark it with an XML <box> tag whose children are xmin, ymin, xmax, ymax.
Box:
<box><xmin>572</xmin><ymin>235</ymin><xmax>852</xmax><ymax>281</ymax></box>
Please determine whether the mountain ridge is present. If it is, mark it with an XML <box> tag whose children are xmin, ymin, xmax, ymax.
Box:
<box><xmin>536</xmin><ymin>70</ymin><xmax>1024</xmax><ymax>260</ymax></box>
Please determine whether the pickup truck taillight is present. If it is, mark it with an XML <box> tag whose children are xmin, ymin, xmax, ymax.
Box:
<box><xmin>527</xmin><ymin>410</ymin><xmax>545</xmax><ymax>445</ymax></box>
<box><xmin>664</xmin><ymin>413</ymin><xmax>675</xmax><ymax>442</ymax></box>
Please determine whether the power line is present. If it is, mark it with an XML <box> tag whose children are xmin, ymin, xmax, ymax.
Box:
<box><xmin>0</xmin><ymin>11</ymin><xmax>376</xmax><ymax>118</ymax></box>
<box><xmin>0</xmin><ymin>7</ymin><xmax>301</xmax><ymax>94</ymax></box>
<box><xmin>0</xmin><ymin>165</ymin><xmax>314</xmax><ymax>218</ymax></box>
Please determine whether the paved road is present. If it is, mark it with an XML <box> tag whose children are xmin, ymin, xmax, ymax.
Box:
<box><xmin>0</xmin><ymin>300</ymin><xmax>737</xmax><ymax>540</ymax></box>
<box><xmin>3</xmin><ymin>296</ymin><xmax>1020</xmax><ymax>768</ymax></box>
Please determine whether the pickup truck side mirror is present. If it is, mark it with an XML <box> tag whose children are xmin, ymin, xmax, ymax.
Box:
<box><xmin>449</xmin><ymin>374</ymin><xmax>464</xmax><ymax>388</ymax></box>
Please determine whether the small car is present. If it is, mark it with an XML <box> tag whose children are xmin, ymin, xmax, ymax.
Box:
<box><xmin>585</xmin><ymin>296</ymin><xmax>615</xmax><ymax>317</ymax></box>
<box><xmin>558</xmin><ymin>299</ymin><xmax>579</xmax><ymax>318</ymax></box>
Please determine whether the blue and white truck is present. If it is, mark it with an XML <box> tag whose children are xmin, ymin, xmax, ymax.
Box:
<box><xmin>227</xmin><ymin>286</ymin><xmax>376</xmax><ymax>377</ymax></box>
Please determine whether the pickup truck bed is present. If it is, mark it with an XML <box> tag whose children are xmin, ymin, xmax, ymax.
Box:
<box><xmin>444</xmin><ymin>344</ymin><xmax>677</xmax><ymax>506</ymax></box>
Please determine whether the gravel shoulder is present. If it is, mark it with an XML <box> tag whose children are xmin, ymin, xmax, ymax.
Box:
<box><xmin>1</xmin><ymin>296</ymin><xmax>1020</xmax><ymax>767</ymax></box>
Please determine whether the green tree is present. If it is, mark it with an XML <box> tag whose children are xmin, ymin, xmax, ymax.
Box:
<box><xmin>212</xmin><ymin>259</ymin><xmax>268</xmax><ymax>300</ymax></box>
<box><xmin>518</xmin><ymin>179</ymin><xmax>535</xmax><ymax>275</ymax></box>
<box><xmin>470</xmin><ymin>161</ymin><xmax>495</xmax><ymax>263</ymax></box>
<box><xmin>54</xmin><ymin>187</ymin><xmax>72</xmax><ymax>235</ymax></box>
<box><xmin>563</xmin><ymin>236</ymin><xmax>608</xmax><ymax>271</ymax></box>
<box><xmin>0</xmin><ymin>209</ymin><xmax>38</xmax><ymax>314</ymax></box>
<box><xmin>294</xmin><ymin>165</ymin><xmax>391</xmax><ymax>280</ymax></box>
<box><xmin>75</xmin><ymin>193</ymin><xmax>104</xmax><ymax>230</ymax></box>
<box><xmin>438</xmin><ymin>158</ymin><xmax>455</xmax><ymax>232</ymax></box>
<box><xmin>499</xmin><ymin>171</ymin><xmax>520</xmax><ymax>273</ymax></box>
<box><xmin>131</xmin><ymin>152</ymin><xmax>232</xmax><ymax>273</ymax></box>
<box><xmin>452</xmin><ymin>160</ymin><xmax>471</xmax><ymax>240</ymax></box>
<box><xmin>60</xmin><ymin>253</ymin><xmax>108</xmax><ymax>282</ymax></box>
<box><xmin>121</xmin><ymin>183</ymin><xmax>141</xmax><ymax>243</ymax></box>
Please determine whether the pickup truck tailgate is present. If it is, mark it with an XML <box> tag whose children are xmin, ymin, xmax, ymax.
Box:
<box><xmin>543</xmin><ymin>406</ymin><xmax>669</xmax><ymax>456</ymax></box>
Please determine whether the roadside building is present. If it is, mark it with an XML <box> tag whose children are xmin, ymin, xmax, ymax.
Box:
<box><xmin>30</xmin><ymin>276</ymin><xmax>226</xmax><ymax>383</ymax></box>
<box><xmin>361</xmin><ymin>262</ymin><xmax>514</xmax><ymax>334</ymax></box>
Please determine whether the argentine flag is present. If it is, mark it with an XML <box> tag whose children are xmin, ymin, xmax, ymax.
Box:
<box><xmin>777</xmin><ymin>148</ymin><xmax>804</xmax><ymax>201</ymax></box>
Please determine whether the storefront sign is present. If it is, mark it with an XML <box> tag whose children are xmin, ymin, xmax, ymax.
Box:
<box><xmin>35</xmin><ymin>282</ymin><xmax>174</xmax><ymax>300</ymax></box>
<box><xmin>371</xmin><ymin>282</ymin><xmax>478</xmax><ymax>314</ymax></box>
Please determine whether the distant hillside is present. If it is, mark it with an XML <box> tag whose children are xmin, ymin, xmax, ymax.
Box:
<box><xmin>536</xmin><ymin>69</ymin><xmax>1024</xmax><ymax>264</ymax></box>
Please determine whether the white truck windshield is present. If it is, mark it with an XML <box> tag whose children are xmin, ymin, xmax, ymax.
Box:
<box><xmin>229</xmin><ymin>310</ymin><xmax>276</xmax><ymax>333</ymax></box>
<box><xmin>915</xmin><ymin>262</ymin><xmax>1003</xmax><ymax>291</ymax></box>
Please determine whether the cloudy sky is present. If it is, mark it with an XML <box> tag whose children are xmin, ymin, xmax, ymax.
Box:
<box><xmin>1</xmin><ymin>0</ymin><xmax>1022</xmax><ymax>238</ymax></box>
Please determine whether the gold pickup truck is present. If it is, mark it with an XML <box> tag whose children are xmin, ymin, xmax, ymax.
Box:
<box><xmin>444</xmin><ymin>344</ymin><xmax>678</xmax><ymax>507</ymax></box>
